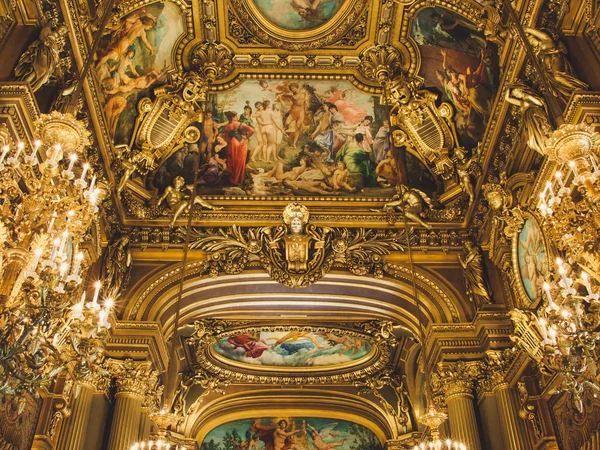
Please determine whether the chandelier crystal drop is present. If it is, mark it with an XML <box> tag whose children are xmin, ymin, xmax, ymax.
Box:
<box><xmin>0</xmin><ymin>112</ymin><xmax>106</xmax><ymax>399</ymax></box>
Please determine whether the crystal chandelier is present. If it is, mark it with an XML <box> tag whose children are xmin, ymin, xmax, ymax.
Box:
<box><xmin>414</xmin><ymin>404</ymin><xmax>467</xmax><ymax>450</ymax></box>
<box><xmin>130</xmin><ymin>409</ymin><xmax>187</xmax><ymax>450</ymax></box>
<box><xmin>509</xmin><ymin>124</ymin><xmax>600</xmax><ymax>410</ymax></box>
<box><xmin>0</xmin><ymin>112</ymin><xmax>106</xmax><ymax>399</ymax></box>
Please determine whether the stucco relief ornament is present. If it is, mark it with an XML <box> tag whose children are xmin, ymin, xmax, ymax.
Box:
<box><xmin>186</xmin><ymin>202</ymin><xmax>408</xmax><ymax>288</ymax></box>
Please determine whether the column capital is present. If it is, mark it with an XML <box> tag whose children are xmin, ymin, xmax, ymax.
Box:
<box><xmin>108</xmin><ymin>358</ymin><xmax>160</xmax><ymax>400</ymax></box>
<box><xmin>435</xmin><ymin>360</ymin><xmax>482</xmax><ymax>401</ymax></box>
<box><xmin>477</xmin><ymin>349</ymin><xmax>517</xmax><ymax>396</ymax></box>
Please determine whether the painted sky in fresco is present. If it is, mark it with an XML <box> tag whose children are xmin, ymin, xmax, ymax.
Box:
<box><xmin>253</xmin><ymin>0</ymin><xmax>345</xmax><ymax>30</ymax></box>
<box><xmin>214</xmin><ymin>330</ymin><xmax>373</xmax><ymax>367</ymax></box>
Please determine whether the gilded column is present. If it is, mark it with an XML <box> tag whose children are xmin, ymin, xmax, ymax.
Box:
<box><xmin>482</xmin><ymin>351</ymin><xmax>532</xmax><ymax>450</ymax></box>
<box><xmin>437</xmin><ymin>361</ymin><xmax>482</xmax><ymax>450</ymax></box>
<box><xmin>55</xmin><ymin>382</ymin><xmax>95</xmax><ymax>450</ymax></box>
<box><xmin>106</xmin><ymin>359</ymin><xmax>158</xmax><ymax>450</ymax></box>
<box><xmin>56</xmin><ymin>372</ymin><xmax>111</xmax><ymax>450</ymax></box>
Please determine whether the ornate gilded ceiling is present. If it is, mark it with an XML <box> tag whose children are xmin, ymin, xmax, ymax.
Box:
<box><xmin>58</xmin><ymin>0</ymin><xmax>523</xmax><ymax>232</ymax></box>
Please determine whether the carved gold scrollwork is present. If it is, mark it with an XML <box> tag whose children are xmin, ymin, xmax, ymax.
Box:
<box><xmin>185</xmin><ymin>203</ymin><xmax>408</xmax><ymax>288</ymax></box>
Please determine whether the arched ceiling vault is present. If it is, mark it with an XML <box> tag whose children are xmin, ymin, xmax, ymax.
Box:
<box><xmin>186</xmin><ymin>389</ymin><xmax>396</xmax><ymax>443</ymax></box>
<box><xmin>123</xmin><ymin>265</ymin><xmax>469</xmax><ymax>339</ymax></box>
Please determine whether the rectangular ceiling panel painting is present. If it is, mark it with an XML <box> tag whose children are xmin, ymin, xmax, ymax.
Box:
<box><xmin>151</xmin><ymin>79</ymin><xmax>440</xmax><ymax>198</ymax></box>
<box><xmin>95</xmin><ymin>2</ymin><xmax>185</xmax><ymax>146</ymax></box>
<box><xmin>411</xmin><ymin>7</ymin><xmax>500</xmax><ymax>151</ymax></box>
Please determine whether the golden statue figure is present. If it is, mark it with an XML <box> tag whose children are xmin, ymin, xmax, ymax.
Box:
<box><xmin>282</xmin><ymin>202</ymin><xmax>313</xmax><ymax>273</ymax></box>
<box><xmin>458</xmin><ymin>240</ymin><xmax>492</xmax><ymax>310</ymax></box>
<box><xmin>523</xmin><ymin>27</ymin><xmax>588</xmax><ymax>103</ymax></box>
<box><xmin>14</xmin><ymin>24</ymin><xmax>68</xmax><ymax>92</ymax></box>
<box><xmin>380</xmin><ymin>184</ymin><xmax>433</xmax><ymax>229</ymax></box>
<box><xmin>504</xmin><ymin>83</ymin><xmax>552</xmax><ymax>155</ymax></box>
<box><xmin>157</xmin><ymin>176</ymin><xmax>223</xmax><ymax>226</ymax></box>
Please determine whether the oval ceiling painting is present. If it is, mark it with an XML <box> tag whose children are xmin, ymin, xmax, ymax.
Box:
<box><xmin>252</xmin><ymin>0</ymin><xmax>346</xmax><ymax>31</ymax></box>
<box><xmin>213</xmin><ymin>330</ymin><xmax>373</xmax><ymax>367</ymax></box>
<box><xmin>201</xmin><ymin>417</ymin><xmax>383</xmax><ymax>450</ymax></box>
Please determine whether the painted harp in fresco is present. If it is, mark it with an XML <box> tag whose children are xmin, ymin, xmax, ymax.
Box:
<box><xmin>130</xmin><ymin>73</ymin><xmax>206</xmax><ymax>162</ymax></box>
<box><xmin>389</xmin><ymin>88</ymin><xmax>458</xmax><ymax>180</ymax></box>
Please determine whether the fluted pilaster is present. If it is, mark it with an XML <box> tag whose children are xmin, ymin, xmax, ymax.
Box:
<box><xmin>107</xmin><ymin>392</ymin><xmax>143</xmax><ymax>450</ymax></box>
<box><xmin>437</xmin><ymin>361</ymin><xmax>483</xmax><ymax>450</ymax></box>
<box><xmin>106</xmin><ymin>359</ymin><xmax>159</xmax><ymax>450</ymax></box>
<box><xmin>495</xmin><ymin>386</ymin><xmax>532</xmax><ymax>450</ymax></box>
<box><xmin>55</xmin><ymin>382</ymin><xmax>95</xmax><ymax>450</ymax></box>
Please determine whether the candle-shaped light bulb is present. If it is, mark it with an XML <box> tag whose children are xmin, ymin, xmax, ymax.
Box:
<box><xmin>57</xmin><ymin>230</ymin><xmax>69</xmax><ymax>257</ymax></box>
<box><xmin>52</xmin><ymin>144</ymin><xmax>62</xmax><ymax>162</ymax></box>
<box><xmin>31</xmin><ymin>247</ymin><xmax>43</xmax><ymax>271</ymax></box>
<box><xmin>581</xmin><ymin>271</ymin><xmax>593</xmax><ymax>296</ymax></box>
<box><xmin>0</xmin><ymin>145</ymin><xmax>9</xmax><ymax>164</ymax></box>
<box><xmin>89</xmin><ymin>174</ymin><xmax>96</xmax><ymax>192</ymax></box>
<box><xmin>59</xmin><ymin>262</ymin><xmax>69</xmax><ymax>277</ymax></box>
<box><xmin>98</xmin><ymin>309</ymin><xmax>107</xmax><ymax>328</ymax></box>
<box><xmin>569</xmin><ymin>160</ymin><xmax>579</xmax><ymax>177</ymax></box>
<box><xmin>104</xmin><ymin>297</ymin><xmax>114</xmax><ymax>311</ymax></box>
<box><xmin>14</xmin><ymin>142</ymin><xmax>24</xmax><ymax>159</ymax></box>
<box><xmin>92</xmin><ymin>281</ymin><xmax>101</xmax><ymax>307</ymax></box>
<box><xmin>78</xmin><ymin>163</ymin><xmax>90</xmax><ymax>188</ymax></box>
<box><xmin>47</xmin><ymin>212</ymin><xmax>57</xmax><ymax>233</ymax></box>
<box><xmin>32</xmin><ymin>140</ymin><xmax>41</xmax><ymax>155</ymax></box>
<box><xmin>67</xmin><ymin>153</ymin><xmax>77</xmax><ymax>172</ymax></box>
<box><xmin>555</xmin><ymin>171</ymin><xmax>565</xmax><ymax>188</ymax></box>
<box><xmin>71</xmin><ymin>251</ymin><xmax>84</xmax><ymax>277</ymax></box>
<box><xmin>49</xmin><ymin>237</ymin><xmax>60</xmax><ymax>261</ymax></box>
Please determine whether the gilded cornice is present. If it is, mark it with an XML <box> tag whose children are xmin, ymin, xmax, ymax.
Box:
<box><xmin>424</xmin><ymin>309</ymin><xmax>513</xmax><ymax>372</ymax></box>
<box><xmin>105</xmin><ymin>321</ymin><xmax>170</xmax><ymax>373</ymax></box>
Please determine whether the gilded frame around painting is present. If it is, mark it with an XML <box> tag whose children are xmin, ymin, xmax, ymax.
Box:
<box><xmin>186</xmin><ymin>323</ymin><xmax>396</xmax><ymax>384</ymax></box>
<box><xmin>511</xmin><ymin>212</ymin><xmax>551</xmax><ymax>309</ymax></box>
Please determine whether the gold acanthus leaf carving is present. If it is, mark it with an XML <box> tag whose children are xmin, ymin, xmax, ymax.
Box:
<box><xmin>184</xmin><ymin>224</ymin><xmax>408</xmax><ymax>288</ymax></box>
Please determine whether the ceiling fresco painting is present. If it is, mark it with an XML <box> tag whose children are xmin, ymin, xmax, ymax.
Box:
<box><xmin>213</xmin><ymin>330</ymin><xmax>373</xmax><ymax>367</ymax></box>
<box><xmin>151</xmin><ymin>79</ymin><xmax>439</xmax><ymax>198</ymax></box>
<box><xmin>95</xmin><ymin>1</ymin><xmax>186</xmax><ymax>146</ymax></box>
<box><xmin>411</xmin><ymin>7</ymin><xmax>500</xmax><ymax>150</ymax></box>
<box><xmin>251</xmin><ymin>0</ymin><xmax>347</xmax><ymax>31</ymax></box>
<box><xmin>201</xmin><ymin>418</ymin><xmax>383</xmax><ymax>450</ymax></box>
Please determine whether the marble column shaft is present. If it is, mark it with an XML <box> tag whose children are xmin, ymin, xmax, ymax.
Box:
<box><xmin>495</xmin><ymin>385</ymin><xmax>532</xmax><ymax>450</ymax></box>
<box><xmin>106</xmin><ymin>392</ymin><xmax>144</xmax><ymax>450</ymax></box>
<box><xmin>55</xmin><ymin>382</ymin><xmax>95</xmax><ymax>450</ymax></box>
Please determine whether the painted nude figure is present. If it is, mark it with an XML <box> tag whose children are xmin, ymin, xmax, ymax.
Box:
<box><xmin>157</xmin><ymin>176</ymin><xmax>223</xmax><ymax>226</ymax></box>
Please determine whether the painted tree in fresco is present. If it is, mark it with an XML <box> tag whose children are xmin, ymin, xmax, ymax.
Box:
<box><xmin>347</xmin><ymin>424</ymin><xmax>382</xmax><ymax>450</ymax></box>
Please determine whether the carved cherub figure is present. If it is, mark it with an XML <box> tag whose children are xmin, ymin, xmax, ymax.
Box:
<box><xmin>380</xmin><ymin>184</ymin><xmax>433</xmax><ymax>229</ymax></box>
<box><xmin>157</xmin><ymin>176</ymin><xmax>223</xmax><ymax>226</ymax></box>
<box><xmin>116</xmin><ymin>147</ymin><xmax>156</xmax><ymax>195</ymax></box>
<box><xmin>453</xmin><ymin>147</ymin><xmax>476</xmax><ymax>205</ymax></box>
